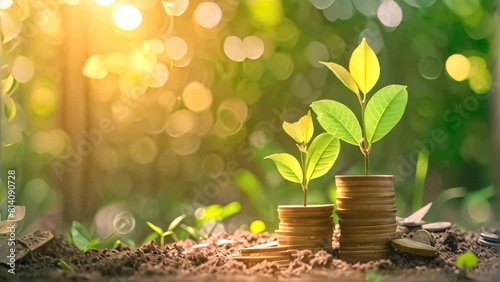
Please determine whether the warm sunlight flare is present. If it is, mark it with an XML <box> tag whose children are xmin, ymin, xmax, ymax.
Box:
<box><xmin>95</xmin><ymin>0</ymin><xmax>115</xmax><ymax>7</ymax></box>
<box><xmin>113</xmin><ymin>4</ymin><xmax>142</xmax><ymax>31</ymax></box>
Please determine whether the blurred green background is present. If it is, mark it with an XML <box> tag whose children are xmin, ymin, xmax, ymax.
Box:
<box><xmin>1</xmin><ymin>0</ymin><xmax>498</xmax><ymax>244</ymax></box>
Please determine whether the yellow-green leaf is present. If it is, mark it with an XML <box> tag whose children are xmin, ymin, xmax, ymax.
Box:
<box><xmin>456</xmin><ymin>251</ymin><xmax>478</xmax><ymax>270</ymax></box>
<box><xmin>365</xmin><ymin>85</ymin><xmax>408</xmax><ymax>144</ymax></box>
<box><xmin>320</xmin><ymin>61</ymin><xmax>360</xmax><ymax>100</ymax></box>
<box><xmin>298</xmin><ymin>111</ymin><xmax>314</xmax><ymax>143</ymax></box>
<box><xmin>265</xmin><ymin>153</ymin><xmax>303</xmax><ymax>184</ymax></box>
<box><xmin>283</xmin><ymin>121</ymin><xmax>304</xmax><ymax>143</ymax></box>
<box><xmin>311</xmin><ymin>100</ymin><xmax>363</xmax><ymax>146</ymax></box>
<box><xmin>306</xmin><ymin>133</ymin><xmax>340</xmax><ymax>180</ymax></box>
<box><xmin>167</xmin><ymin>214</ymin><xmax>186</xmax><ymax>231</ymax></box>
<box><xmin>146</xmin><ymin>221</ymin><xmax>164</xmax><ymax>235</ymax></box>
<box><xmin>349</xmin><ymin>38</ymin><xmax>380</xmax><ymax>95</ymax></box>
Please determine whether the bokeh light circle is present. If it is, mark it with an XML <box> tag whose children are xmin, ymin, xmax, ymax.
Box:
<box><xmin>377</xmin><ymin>0</ymin><xmax>403</xmax><ymax>28</ymax></box>
<box><xmin>305</xmin><ymin>41</ymin><xmax>329</xmax><ymax>68</ymax></box>
<box><xmin>445</xmin><ymin>54</ymin><xmax>470</xmax><ymax>81</ymax></box>
<box><xmin>194</xmin><ymin>2</ymin><xmax>222</xmax><ymax>28</ymax></box>
<box><xmin>224</xmin><ymin>36</ymin><xmax>245</xmax><ymax>62</ymax></box>
<box><xmin>182</xmin><ymin>81</ymin><xmax>213</xmax><ymax>112</ymax></box>
<box><xmin>12</xmin><ymin>56</ymin><xmax>35</xmax><ymax>83</ymax></box>
<box><xmin>162</xmin><ymin>0</ymin><xmax>189</xmax><ymax>16</ymax></box>
<box><xmin>114</xmin><ymin>5</ymin><xmax>142</xmax><ymax>31</ymax></box>
<box><xmin>243</xmin><ymin>36</ymin><xmax>264</xmax><ymax>60</ymax></box>
<box><xmin>0</xmin><ymin>0</ymin><xmax>13</xmax><ymax>10</ymax></box>
<box><xmin>165</xmin><ymin>36</ymin><xmax>188</xmax><ymax>60</ymax></box>
<box><xmin>418</xmin><ymin>56</ymin><xmax>442</xmax><ymax>80</ymax></box>
<box><xmin>95</xmin><ymin>0</ymin><xmax>114</xmax><ymax>7</ymax></box>
<box><xmin>113</xmin><ymin>211</ymin><xmax>136</xmax><ymax>234</ymax></box>
<box><xmin>130</xmin><ymin>137</ymin><xmax>158</xmax><ymax>164</ymax></box>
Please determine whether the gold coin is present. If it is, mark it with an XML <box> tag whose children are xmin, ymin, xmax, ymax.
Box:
<box><xmin>335</xmin><ymin>175</ymin><xmax>393</xmax><ymax>187</ymax></box>
<box><xmin>339</xmin><ymin>223</ymin><xmax>396</xmax><ymax>231</ymax></box>
<box><xmin>336</xmin><ymin>209</ymin><xmax>397</xmax><ymax>217</ymax></box>
<box><xmin>279</xmin><ymin>224</ymin><xmax>334</xmax><ymax>232</ymax></box>
<box><xmin>339</xmin><ymin>243</ymin><xmax>390</xmax><ymax>250</ymax></box>
<box><xmin>336</xmin><ymin>203</ymin><xmax>397</xmax><ymax>210</ymax></box>
<box><xmin>337</xmin><ymin>197</ymin><xmax>395</xmax><ymax>205</ymax></box>
<box><xmin>339</xmin><ymin>218</ymin><xmax>396</xmax><ymax>225</ymax></box>
<box><xmin>278</xmin><ymin>204</ymin><xmax>334</xmax><ymax>212</ymax></box>
<box><xmin>240</xmin><ymin>246</ymin><xmax>289</xmax><ymax>255</ymax></box>
<box><xmin>337</xmin><ymin>190</ymin><xmax>396</xmax><ymax>199</ymax></box>
<box><xmin>340</xmin><ymin>228</ymin><xmax>396</xmax><ymax>236</ymax></box>
<box><xmin>339</xmin><ymin>233</ymin><xmax>396</xmax><ymax>244</ymax></box>
<box><xmin>279</xmin><ymin>210</ymin><xmax>333</xmax><ymax>217</ymax></box>
<box><xmin>280</xmin><ymin>217</ymin><xmax>333</xmax><ymax>224</ymax></box>
<box><xmin>276</xmin><ymin>230</ymin><xmax>332</xmax><ymax>237</ymax></box>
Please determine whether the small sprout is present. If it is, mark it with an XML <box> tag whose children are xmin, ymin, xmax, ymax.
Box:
<box><xmin>145</xmin><ymin>214</ymin><xmax>186</xmax><ymax>246</ymax></box>
<box><xmin>265</xmin><ymin>111</ymin><xmax>340</xmax><ymax>206</ymax></box>
<box><xmin>57</xmin><ymin>260</ymin><xmax>73</xmax><ymax>272</ymax></box>
<box><xmin>366</xmin><ymin>270</ymin><xmax>383</xmax><ymax>282</ymax></box>
<box><xmin>456</xmin><ymin>251</ymin><xmax>478</xmax><ymax>270</ymax></box>
<box><xmin>69</xmin><ymin>221</ymin><xmax>118</xmax><ymax>253</ymax></box>
<box><xmin>249</xmin><ymin>220</ymin><xmax>266</xmax><ymax>234</ymax></box>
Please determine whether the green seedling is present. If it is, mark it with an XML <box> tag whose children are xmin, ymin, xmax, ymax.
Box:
<box><xmin>57</xmin><ymin>260</ymin><xmax>74</xmax><ymax>272</ymax></box>
<box><xmin>194</xmin><ymin>201</ymin><xmax>241</xmax><ymax>238</ymax></box>
<box><xmin>311</xmin><ymin>38</ymin><xmax>408</xmax><ymax>175</ymax></box>
<box><xmin>69</xmin><ymin>221</ymin><xmax>119</xmax><ymax>253</ymax></box>
<box><xmin>265</xmin><ymin>111</ymin><xmax>340</xmax><ymax>206</ymax></box>
<box><xmin>456</xmin><ymin>251</ymin><xmax>478</xmax><ymax>270</ymax></box>
<box><xmin>456</xmin><ymin>251</ymin><xmax>478</xmax><ymax>279</ymax></box>
<box><xmin>145</xmin><ymin>214</ymin><xmax>186</xmax><ymax>246</ymax></box>
<box><xmin>366</xmin><ymin>270</ymin><xmax>383</xmax><ymax>282</ymax></box>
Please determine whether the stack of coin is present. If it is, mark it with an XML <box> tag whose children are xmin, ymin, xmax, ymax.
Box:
<box><xmin>336</xmin><ymin>175</ymin><xmax>398</xmax><ymax>262</ymax></box>
<box><xmin>479</xmin><ymin>232</ymin><xmax>500</xmax><ymax>248</ymax></box>
<box><xmin>233</xmin><ymin>243</ymin><xmax>293</xmax><ymax>268</ymax></box>
<box><xmin>276</xmin><ymin>204</ymin><xmax>334</xmax><ymax>250</ymax></box>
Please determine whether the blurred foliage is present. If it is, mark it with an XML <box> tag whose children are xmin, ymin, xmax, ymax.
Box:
<box><xmin>1</xmin><ymin>0</ymin><xmax>497</xmax><ymax>243</ymax></box>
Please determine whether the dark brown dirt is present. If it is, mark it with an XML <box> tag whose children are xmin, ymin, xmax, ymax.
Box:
<box><xmin>1</xmin><ymin>226</ymin><xmax>498</xmax><ymax>281</ymax></box>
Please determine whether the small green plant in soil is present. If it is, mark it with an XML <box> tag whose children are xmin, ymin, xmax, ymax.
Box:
<box><xmin>190</xmin><ymin>201</ymin><xmax>241</xmax><ymax>238</ymax></box>
<box><xmin>456</xmin><ymin>251</ymin><xmax>478</xmax><ymax>270</ymax></box>
<box><xmin>69</xmin><ymin>221</ymin><xmax>119</xmax><ymax>252</ymax></box>
<box><xmin>145</xmin><ymin>214</ymin><xmax>186</xmax><ymax>246</ymax></box>
<box><xmin>265</xmin><ymin>111</ymin><xmax>340</xmax><ymax>206</ymax></box>
<box><xmin>311</xmin><ymin>38</ymin><xmax>408</xmax><ymax>175</ymax></box>
<box><xmin>57</xmin><ymin>260</ymin><xmax>74</xmax><ymax>272</ymax></box>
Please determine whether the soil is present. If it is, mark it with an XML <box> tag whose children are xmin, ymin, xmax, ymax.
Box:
<box><xmin>1</xmin><ymin>226</ymin><xmax>499</xmax><ymax>281</ymax></box>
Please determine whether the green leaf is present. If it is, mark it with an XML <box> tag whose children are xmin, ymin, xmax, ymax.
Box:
<box><xmin>180</xmin><ymin>224</ymin><xmax>203</xmax><ymax>239</ymax></box>
<box><xmin>349</xmin><ymin>38</ymin><xmax>380</xmax><ymax>95</ymax></box>
<box><xmin>83</xmin><ymin>239</ymin><xmax>99</xmax><ymax>252</ymax></box>
<box><xmin>299</xmin><ymin>111</ymin><xmax>314</xmax><ymax>143</ymax></box>
<box><xmin>365</xmin><ymin>85</ymin><xmax>408</xmax><ymax>144</ymax></box>
<box><xmin>220</xmin><ymin>201</ymin><xmax>241</xmax><ymax>220</ymax></box>
<box><xmin>167</xmin><ymin>214</ymin><xmax>186</xmax><ymax>231</ymax></box>
<box><xmin>70</xmin><ymin>221</ymin><xmax>91</xmax><ymax>251</ymax></box>
<box><xmin>86</xmin><ymin>233</ymin><xmax>118</xmax><ymax>251</ymax></box>
<box><xmin>2</xmin><ymin>74</ymin><xmax>19</xmax><ymax>95</ymax></box>
<box><xmin>456</xmin><ymin>251</ymin><xmax>478</xmax><ymax>270</ymax></box>
<box><xmin>4</xmin><ymin>94</ymin><xmax>16</xmax><ymax>121</ymax></box>
<box><xmin>282</xmin><ymin>121</ymin><xmax>304</xmax><ymax>143</ymax></box>
<box><xmin>306</xmin><ymin>133</ymin><xmax>340</xmax><ymax>181</ymax></box>
<box><xmin>311</xmin><ymin>100</ymin><xmax>363</xmax><ymax>146</ymax></box>
<box><xmin>57</xmin><ymin>260</ymin><xmax>73</xmax><ymax>271</ymax></box>
<box><xmin>162</xmin><ymin>230</ymin><xmax>174</xmax><ymax>237</ymax></box>
<box><xmin>146</xmin><ymin>221</ymin><xmax>164</xmax><ymax>235</ymax></box>
<box><xmin>320</xmin><ymin>61</ymin><xmax>360</xmax><ymax>100</ymax></box>
<box><xmin>142</xmin><ymin>232</ymin><xmax>160</xmax><ymax>245</ymax></box>
<box><xmin>264</xmin><ymin>153</ymin><xmax>303</xmax><ymax>184</ymax></box>
<box><xmin>283</xmin><ymin>111</ymin><xmax>314</xmax><ymax>144</ymax></box>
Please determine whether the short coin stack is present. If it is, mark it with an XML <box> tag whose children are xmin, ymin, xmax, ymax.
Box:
<box><xmin>479</xmin><ymin>232</ymin><xmax>500</xmax><ymax>248</ymax></box>
<box><xmin>233</xmin><ymin>242</ymin><xmax>293</xmax><ymax>268</ymax></box>
<box><xmin>276</xmin><ymin>204</ymin><xmax>334</xmax><ymax>251</ymax></box>
<box><xmin>336</xmin><ymin>176</ymin><xmax>398</xmax><ymax>262</ymax></box>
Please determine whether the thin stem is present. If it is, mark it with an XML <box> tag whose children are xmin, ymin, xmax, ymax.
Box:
<box><xmin>160</xmin><ymin>236</ymin><xmax>164</xmax><ymax>247</ymax></box>
<box><xmin>360</xmin><ymin>99</ymin><xmax>370</xmax><ymax>175</ymax></box>
<box><xmin>299</xmin><ymin>144</ymin><xmax>308</xmax><ymax>207</ymax></box>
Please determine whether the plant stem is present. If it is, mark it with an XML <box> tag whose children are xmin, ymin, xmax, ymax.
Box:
<box><xmin>299</xmin><ymin>145</ymin><xmax>308</xmax><ymax>207</ymax></box>
<box><xmin>360</xmin><ymin>99</ymin><xmax>370</xmax><ymax>175</ymax></box>
<box><xmin>160</xmin><ymin>236</ymin><xmax>164</xmax><ymax>247</ymax></box>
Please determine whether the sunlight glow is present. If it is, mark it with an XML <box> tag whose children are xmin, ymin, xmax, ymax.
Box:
<box><xmin>0</xmin><ymin>0</ymin><xmax>13</xmax><ymax>10</ymax></box>
<box><xmin>114</xmin><ymin>5</ymin><xmax>142</xmax><ymax>31</ymax></box>
<box><xmin>446</xmin><ymin>54</ymin><xmax>470</xmax><ymax>81</ymax></box>
<box><xmin>95</xmin><ymin>0</ymin><xmax>114</xmax><ymax>7</ymax></box>
<box><xmin>194</xmin><ymin>2</ymin><xmax>222</xmax><ymax>28</ymax></box>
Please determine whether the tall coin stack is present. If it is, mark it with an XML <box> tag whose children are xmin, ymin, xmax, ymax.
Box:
<box><xmin>335</xmin><ymin>176</ymin><xmax>398</xmax><ymax>262</ymax></box>
<box><xmin>276</xmin><ymin>204</ymin><xmax>334</xmax><ymax>251</ymax></box>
